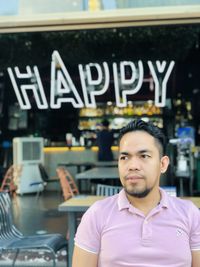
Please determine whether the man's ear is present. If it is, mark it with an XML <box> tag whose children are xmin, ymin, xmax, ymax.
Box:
<box><xmin>161</xmin><ymin>156</ymin><xmax>170</xmax><ymax>174</ymax></box>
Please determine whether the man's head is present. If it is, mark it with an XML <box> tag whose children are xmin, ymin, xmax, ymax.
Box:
<box><xmin>118</xmin><ymin>119</ymin><xmax>169</xmax><ymax>199</ymax></box>
<box><xmin>101</xmin><ymin>119</ymin><xmax>110</xmax><ymax>128</ymax></box>
<box><xmin>118</xmin><ymin>119</ymin><xmax>166</xmax><ymax>157</ymax></box>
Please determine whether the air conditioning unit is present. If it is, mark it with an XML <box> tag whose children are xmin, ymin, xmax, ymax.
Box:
<box><xmin>13</xmin><ymin>137</ymin><xmax>45</xmax><ymax>194</ymax></box>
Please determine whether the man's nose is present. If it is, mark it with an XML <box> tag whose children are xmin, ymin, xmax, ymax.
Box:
<box><xmin>128</xmin><ymin>157</ymin><xmax>141</xmax><ymax>171</ymax></box>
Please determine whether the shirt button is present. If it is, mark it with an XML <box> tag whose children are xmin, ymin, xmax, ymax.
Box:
<box><xmin>144</xmin><ymin>220</ymin><xmax>148</xmax><ymax>224</ymax></box>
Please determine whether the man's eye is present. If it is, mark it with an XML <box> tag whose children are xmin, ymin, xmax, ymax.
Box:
<box><xmin>120</xmin><ymin>155</ymin><xmax>128</xmax><ymax>160</ymax></box>
<box><xmin>141</xmin><ymin>154</ymin><xmax>150</xmax><ymax>159</ymax></box>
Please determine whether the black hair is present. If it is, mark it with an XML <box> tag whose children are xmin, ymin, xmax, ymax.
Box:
<box><xmin>102</xmin><ymin>119</ymin><xmax>109</xmax><ymax>127</ymax></box>
<box><xmin>118</xmin><ymin>119</ymin><xmax>166</xmax><ymax>156</ymax></box>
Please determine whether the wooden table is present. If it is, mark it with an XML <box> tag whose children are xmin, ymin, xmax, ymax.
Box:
<box><xmin>59</xmin><ymin>195</ymin><xmax>200</xmax><ymax>267</ymax></box>
<box><xmin>59</xmin><ymin>195</ymin><xmax>104</xmax><ymax>267</ymax></box>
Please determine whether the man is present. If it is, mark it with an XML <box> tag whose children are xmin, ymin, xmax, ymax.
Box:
<box><xmin>96</xmin><ymin>119</ymin><xmax>114</xmax><ymax>161</ymax></box>
<box><xmin>72</xmin><ymin>119</ymin><xmax>200</xmax><ymax>267</ymax></box>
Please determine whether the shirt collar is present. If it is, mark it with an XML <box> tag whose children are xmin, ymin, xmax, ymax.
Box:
<box><xmin>159</xmin><ymin>187</ymin><xmax>169</xmax><ymax>208</ymax></box>
<box><xmin>118</xmin><ymin>189</ymin><xmax>130</xmax><ymax>210</ymax></box>
<box><xmin>117</xmin><ymin>187</ymin><xmax>169</xmax><ymax>211</ymax></box>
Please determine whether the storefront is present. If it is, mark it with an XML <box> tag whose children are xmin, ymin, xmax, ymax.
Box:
<box><xmin>0</xmin><ymin>0</ymin><xmax>200</xmax><ymax>195</ymax></box>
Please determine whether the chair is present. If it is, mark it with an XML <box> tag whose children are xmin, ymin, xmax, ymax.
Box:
<box><xmin>37</xmin><ymin>163</ymin><xmax>60</xmax><ymax>199</ymax></box>
<box><xmin>96</xmin><ymin>184</ymin><xmax>122</xmax><ymax>196</ymax></box>
<box><xmin>0</xmin><ymin>165</ymin><xmax>19</xmax><ymax>197</ymax></box>
<box><xmin>161</xmin><ymin>186</ymin><xmax>177</xmax><ymax>197</ymax></box>
<box><xmin>39</xmin><ymin>164</ymin><xmax>60</xmax><ymax>185</ymax></box>
<box><xmin>56</xmin><ymin>167</ymin><xmax>79</xmax><ymax>200</ymax></box>
<box><xmin>0</xmin><ymin>192</ymin><xmax>68</xmax><ymax>267</ymax></box>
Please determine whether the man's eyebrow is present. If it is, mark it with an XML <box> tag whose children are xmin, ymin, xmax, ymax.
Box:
<box><xmin>138</xmin><ymin>149</ymin><xmax>151</xmax><ymax>154</ymax></box>
<box><xmin>119</xmin><ymin>151</ymin><xmax>129</xmax><ymax>155</ymax></box>
<box><xmin>119</xmin><ymin>149</ymin><xmax>152</xmax><ymax>155</ymax></box>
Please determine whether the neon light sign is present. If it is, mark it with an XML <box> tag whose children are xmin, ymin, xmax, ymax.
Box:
<box><xmin>7</xmin><ymin>50</ymin><xmax>175</xmax><ymax>110</ymax></box>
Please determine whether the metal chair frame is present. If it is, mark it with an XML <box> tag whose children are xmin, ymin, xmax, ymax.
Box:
<box><xmin>0</xmin><ymin>192</ymin><xmax>67</xmax><ymax>267</ymax></box>
<box><xmin>96</xmin><ymin>184</ymin><xmax>122</xmax><ymax>196</ymax></box>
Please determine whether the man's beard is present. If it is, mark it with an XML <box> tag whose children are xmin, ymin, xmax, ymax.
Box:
<box><xmin>124</xmin><ymin>186</ymin><xmax>152</xmax><ymax>198</ymax></box>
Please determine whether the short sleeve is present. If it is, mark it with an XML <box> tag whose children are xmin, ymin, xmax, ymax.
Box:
<box><xmin>74</xmin><ymin>203</ymin><xmax>102</xmax><ymax>254</ymax></box>
<box><xmin>189</xmin><ymin>203</ymin><xmax>200</xmax><ymax>250</ymax></box>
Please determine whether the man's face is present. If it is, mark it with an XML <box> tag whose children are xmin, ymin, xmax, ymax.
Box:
<box><xmin>118</xmin><ymin>130</ymin><xmax>169</xmax><ymax>198</ymax></box>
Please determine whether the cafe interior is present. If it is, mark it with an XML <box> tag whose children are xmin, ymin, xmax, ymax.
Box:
<box><xmin>0</xmin><ymin>0</ymin><xmax>200</xmax><ymax>266</ymax></box>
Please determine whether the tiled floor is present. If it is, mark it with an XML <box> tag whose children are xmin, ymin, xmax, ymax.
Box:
<box><xmin>0</xmin><ymin>190</ymin><xmax>68</xmax><ymax>267</ymax></box>
<box><xmin>12</xmin><ymin>190</ymin><xmax>68</xmax><ymax>237</ymax></box>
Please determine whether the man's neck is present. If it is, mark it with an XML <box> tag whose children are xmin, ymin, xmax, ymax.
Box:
<box><xmin>126</xmin><ymin>189</ymin><xmax>161</xmax><ymax>216</ymax></box>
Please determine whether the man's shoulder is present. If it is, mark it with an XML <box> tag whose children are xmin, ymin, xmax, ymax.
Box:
<box><xmin>167</xmin><ymin>194</ymin><xmax>199</xmax><ymax>214</ymax></box>
<box><xmin>89</xmin><ymin>194</ymin><xmax>119</xmax><ymax>212</ymax></box>
<box><xmin>169</xmin><ymin>195</ymin><xmax>194</xmax><ymax>205</ymax></box>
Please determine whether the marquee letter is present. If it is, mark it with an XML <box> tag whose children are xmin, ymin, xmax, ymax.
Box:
<box><xmin>148</xmin><ymin>60</ymin><xmax>175</xmax><ymax>107</ymax></box>
<box><xmin>114</xmin><ymin>61</ymin><xmax>144</xmax><ymax>107</ymax></box>
<box><xmin>7</xmin><ymin>66</ymin><xmax>48</xmax><ymax>110</ymax></box>
<box><xmin>79</xmin><ymin>62</ymin><xmax>110</xmax><ymax>108</ymax></box>
<box><xmin>51</xmin><ymin>51</ymin><xmax>84</xmax><ymax>108</ymax></box>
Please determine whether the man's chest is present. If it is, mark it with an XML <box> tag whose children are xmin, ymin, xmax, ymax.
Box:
<box><xmin>99</xmin><ymin>214</ymin><xmax>191</xmax><ymax>266</ymax></box>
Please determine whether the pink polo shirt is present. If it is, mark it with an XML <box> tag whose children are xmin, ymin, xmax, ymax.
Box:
<box><xmin>74</xmin><ymin>188</ymin><xmax>200</xmax><ymax>267</ymax></box>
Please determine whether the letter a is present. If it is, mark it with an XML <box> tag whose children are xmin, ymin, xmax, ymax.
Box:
<box><xmin>51</xmin><ymin>50</ymin><xmax>84</xmax><ymax>109</ymax></box>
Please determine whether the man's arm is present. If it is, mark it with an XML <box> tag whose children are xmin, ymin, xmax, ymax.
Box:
<box><xmin>192</xmin><ymin>250</ymin><xmax>200</xmax><ymax>267</ymax></box>
<box><xmin>72</xmin><ymin>245</ymin><xmax>98</xmax><ymax>267</ymax></box>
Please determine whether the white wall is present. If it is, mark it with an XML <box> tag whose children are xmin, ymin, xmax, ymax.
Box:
<box><xmin>19</xmin><ymin>0</ymin><xmax>85</xmax><ymax>15</ymax></box>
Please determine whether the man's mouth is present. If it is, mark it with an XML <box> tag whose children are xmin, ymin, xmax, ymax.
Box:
<box><xmin>125</xmin><ymin>175</ymin><xmax>143</xmax><ymax>181</ymax></box>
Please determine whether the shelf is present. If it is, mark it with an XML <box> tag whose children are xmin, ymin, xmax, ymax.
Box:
<box><xmin>79</xmin><ymin>102</ymin><xmax>162</xmax><ymax>118</ymax></box>
<box><xmin>79</xmin><ymin>117</ymin><xmax>163</xmax><ymax>131</ymax></box>
<box><xmin>78</xmin><ymin>103</ymin><xmax>163</xmax><ymax>131</ymax></box>
<box><xmin>79</xmin><ymin>114</ymin><xmax>162</xmax><ymax>119</ymax></box>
